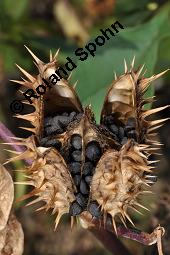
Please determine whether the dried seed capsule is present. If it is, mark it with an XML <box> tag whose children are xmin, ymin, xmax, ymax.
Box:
<box><xmin>75</xmin><ymin>193</ymin><xmax>87</xmax><ymax>207</ymax></box>
<box><xmin>109</xmin><ymin>124</ymin><xmax>119</xmax><ymax>135</ymax></box>
<box><xmin>85</xmin><ymin>141</ymin><xmax>101</xmax><ymax>162</ymax></box>
<box><xmin>83</xmin><ymin>162</ymin><xmax>94</xmax><ymax>176</ymax></box>
<box><xmin>69</xmin><ymin>201</ymin><xmax>83</xmax><ymax>216</ymax></box>
<box><xmin>73</xmin><ymin>175</ymin><xmax>81</xmax><ymax>186</ymax></box>
<box><xmin>80</xmin><ymin>180</ymin><xmax>89</xmax><ymax>195</ymax></box>
<box><xmin>70</xmin><ymin>134</ymin><xmax>82</xmax><ymax>150</ymax></box>
<box><xmin>85</xmin><ymin>175</ymin><xmax>92</xmax><ymax>184</ymax></box>
<box><xmin>71</xmin><ymin>150</ymin><xmax>82</xmax><ymax>162</ymax></box>
<box><xmin>69</xmin><ymin>162</ymin><xmax>81</xmax><ymax>175</ymax></box>
<box><xmin>88</xmin><ymin>201</ymin><xmax>101</xmax><ymax>218</ymax></box>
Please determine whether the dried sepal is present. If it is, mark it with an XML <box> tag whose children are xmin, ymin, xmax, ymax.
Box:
<box><xmin>101</xmin><ymin>58</ymin><xmax>169</xmax><ymax>149</ymax></box>
<box><xmin>13</xmin><ymin>137</ymin><xmax>76</xmax><ymax>229</ymax></box>
<box><xmin>90</xmin><ymin>139</ymin><xmax>151</xmax><ymax>232</ymax></box>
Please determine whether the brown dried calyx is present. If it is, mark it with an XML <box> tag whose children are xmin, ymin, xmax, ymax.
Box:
<box><xmin>7</xmin><ymin>48</ymin><xmax>169</xmax><ymax>233</ymax></box>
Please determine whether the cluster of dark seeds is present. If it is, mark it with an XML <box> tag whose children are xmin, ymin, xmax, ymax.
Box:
<box><xmin>69</xmin><ymin>139</ymin><xmax>102</xmax><ymax>218</ymax></box>
<box><xmin>44</xmin><ymin>112</ymin><xmax>82</xmax><ymax>136</ymax></box>
<box><xmin>103</xmin><ymin>114</ymin><xmax>137</xmax><ymax>144</ymax></box>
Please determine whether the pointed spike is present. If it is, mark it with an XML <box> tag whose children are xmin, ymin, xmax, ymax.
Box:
<box><xmin>112</xmin><ymin>217</ymin><xmax>118</xmax><ymax>235</ymax></box>
<box><xmin>149</xmin><ymin>118</ymin><xmax>169</xmax><ymax>127</ymax></box>
<box><xmin>14</xmin><ymin>181</ymin><xmax>34</xmax><ymax>186</ymax></box>
<box><xmin>114</xmin><ymin>71</ymin><xmax>117</xmax><ymax>80</ymax></box>
<box><xmin>19</xmin><ymin>127</ymin><xmax>35</xmax><ymax>133</ymax></box>
<box><xmin>68</xmin><ymin>71</ymin><xmax>73</xmax><ymax>81</ymax></box>
<box><xmin>124</xmin><ymin>58</ymin><xmax>128</xmax><ymax>73</ymax></box>
<box><xmin>142</xmin><ymin>105</ymin><xmax>169</xmax><ymax>118</ymax></box>
<box><xmin>120</xmin><ymin>215</ymin><xmax>127</xmax><ymax>228</ymax></box>
<box><xmin>36</xmin><ymin>205</ymin><xmax>47</xmax><ymax>212</ymax></box>
<box><xmin>50</xmin><ymin>50</ymin><xmax>53</xmax><ymax>62</ymax></box>
<box><xmin>24</xmin><ymin>45</ymin><xmax>43</xmax><ymax>65</ymax></box>
<box><xmin>148</xmin><ymin>124</ymin><xmax>164</xmax><ymax>133</ymax></box>
<box><xmin>141</xmin><ymin>69</ymin><xmax>169</xmax><ymax>90</ymax></box>
<box><xmin>73</xmin><ymin>80</ymin><xmax>78</xmax><ymax>89</ymax></box>
<box><xmin>15</xmin><ymin>64</ymin><xmax>35</xmax><ymax>82</ymax></box>
<box><xmin>25</xmin><ymin>197</ymin><xmax>42</xmax><ymax>207</ymax></box>
<box><xmin>54</xmin><ymin>211</ymin><xmax>63</xmax><ymax>230</ymax></box>
<box><xmin>54</xmin><ymin>48</ymin><xmax>60</xmax><ymax>59</ymax></box>
<box><xmin>130</xmin><ymin>206</ymin><xmax>143</xmax><ymax>215</ymax></box>
<box><xmin>124</xmin><ymin>211</ymin><xmax>135</xmax><ymax>226</ymax></box>
<box><xmin>10</xmin><ymin>79</ymin><xmax>26</xmax><ymax>86</ymax></box>
<box><xmin>4</xmin><ymin>149</ymin><xmax>21</xmax><ymax>155</ymax></box>
<box><xmin>70</xmin><ymin>216</ymin><xmax>75</xmax><ymax>230</ymax></box>
<box><xmin>134</xmin><ymin>202</ymin><xmax>150</xmax><ymax>211</ymax></box>
<box><xmin>136</xmin><ymin>64</ymin><xmax>145</xmax><ymax>78</ymax></box>
<box><xmin>131</xmin><ymin>55</ymin><xmax>135</xmax><ymax>69</ymax></box>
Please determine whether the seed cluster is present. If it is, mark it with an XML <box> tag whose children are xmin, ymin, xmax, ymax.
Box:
<box><xmin>69</xmin><ymin>137</ymin><xmax>102</xmax><ymax>217</ymax></box>
<box><xmin>103</xmin><ymin>114</ymin><xmax>137</xmax><ymax>144</ymax></box>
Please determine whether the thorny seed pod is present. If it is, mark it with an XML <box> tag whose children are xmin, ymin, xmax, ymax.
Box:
<box><xmin>7</xmin><ymin>48</ymin><xmax>169</xmax><ymax>233</ymax></box>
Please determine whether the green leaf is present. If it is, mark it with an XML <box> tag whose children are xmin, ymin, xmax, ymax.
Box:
<box><xmin>71</xmin><ymin>3</ymin><xmax>170</xmax><ymax>122</ymax></box>
<box><xmin>4</xmin><ymin>0</ymin><xmax>28</xmax><ymax>20</ymax></box>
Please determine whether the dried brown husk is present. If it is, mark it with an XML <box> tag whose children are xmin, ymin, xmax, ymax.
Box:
<box><xmin>9</xmin><ymin>49</ymin><xmax>169</xmax><ymax>232</ymax></box>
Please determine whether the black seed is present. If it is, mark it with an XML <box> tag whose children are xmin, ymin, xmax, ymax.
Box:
<box><xmin>118</xmin><ymin>126</ymin><xmax>124</xmax><ymax>140</ymax></box>
<box><xmin>73</xmin><ymin>175</ymin><xmax>81</xmax><ymax>186</ymax></box>
<box><xmin>121</xmin><ymin>137</ymin><xmax>128</xmax><ymax>145</ymax></box>
<box><xmin>109</xmin><ymin>124</ymin><xmax>119</xmax><ymax>135</ymax></box>
<box><xmin>75</xmin><ymin>193</ymin><xmax>87</xmax><ymax>207</ymax></box>
<box><xmin>39</xmin><ymin>137</ymin><xmax>48</xmax><ymax>146</ymax></box>
<box><xmin>69</xmin><ymin>201</ymin><xmax>83</xmax><ymax>216</ymax></box>
<box><xmin>88</xmin><ymin>201</ymin><xmax>101</xmax><ymax>218</ymax></box>
<box><xmin>80</xmin><ymin>180</ymin><xmax>89</xmax><ymax>195</ymax></box>
<box><xmin>127</xmin><ymin>130</ymin><xmax>137</xmax><ymax>140</ymax></box>
<box><xmin>85</xmin><ymin>175</ymin><xmax>92</xmax><ymax>184</ymax></box>
<box><xmin>44</xmin><ymin>116</ymin><xmax>53</xmax><ymax>127</ymax></box>
<box><xmin>85</xmin><ymin>142</ymin><xmax>101</xmax><ymax>162</ymax></box>
<box><xmin>71</xmin><ymin>150</ymin><xmax>82</xmax><ymax>162</ymax></box>
<box><xmin>46</xmin><ymin>139</ymin><xmax>61</xmax><ymax>150</ymax></box>
<box><xmin>45</xmin><ymin>125</ymin><xmax>63</xmax><ymax>135</ymax></box>
<box><xmin>83</xmin><ymin>162</ymin><xmax>94</xmax><ymax>176</ymax></box>
<box><xmin>69</xmin><ymin>111</ymin><xmax>77</xmax><ymax>119</ymax></box>
<box><xmin>70</xmin><ymin>134</ymin><xmax>82</xmax><ymax>150</ymax></box>
<box><xmin>69</xmin><ymin>162</ymin><xmax>81</xmax><ymax>175</ymax></box>
<box><xmin>74</xmin><ymin>113</ymin><xmax>83</xmax><ymax>121</ymax></box>
<box><xmin>53</xmin><ymin>115</ymin><xmax>70</xmax><ymax>127</ymax></box>
<box><xmin>104</xmin><ymin>115</ymin><xmax>114</xmax><ymax>125</ymax></box>
<box><xmin>62</xmin><ymin>112</ymin><xmax>69</xmax><ymax>116</ymax></box>
<box><xmin>127</xmin><ymin>117</ymin><xmax>136</xmax><ymax>127</ymax></box>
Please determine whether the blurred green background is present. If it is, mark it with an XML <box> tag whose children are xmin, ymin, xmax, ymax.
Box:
<box><xmin>0</xmin><ymin>1</ymin><xmax>170</xmax><ymax>255</ymax></box>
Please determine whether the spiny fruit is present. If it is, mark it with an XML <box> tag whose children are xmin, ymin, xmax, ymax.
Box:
<box><xmin>6</xmin><ymin>47</ymin><xmax>169</xmax><ymax>233</ymax></box>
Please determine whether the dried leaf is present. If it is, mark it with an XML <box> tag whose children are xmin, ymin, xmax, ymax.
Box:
<box><xmin>0</xmin><ymin>214</ymin><xmax>24</xmax><ymax>255</ymax></box>
<box><xmin>0</xmin><ymin>165</ymin><xmax>14</xmax><ymax>231</ymax></box>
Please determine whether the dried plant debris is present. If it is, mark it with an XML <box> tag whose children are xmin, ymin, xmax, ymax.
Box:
<box><xmin>7</xmin><ymin>48</ymin><xmax>169</xmax><ymax>235</ymax></box>
<box><xmin>0</xmin><ymin>165</ymin><xmax>24</xmax><ymax>255</ymax></box>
